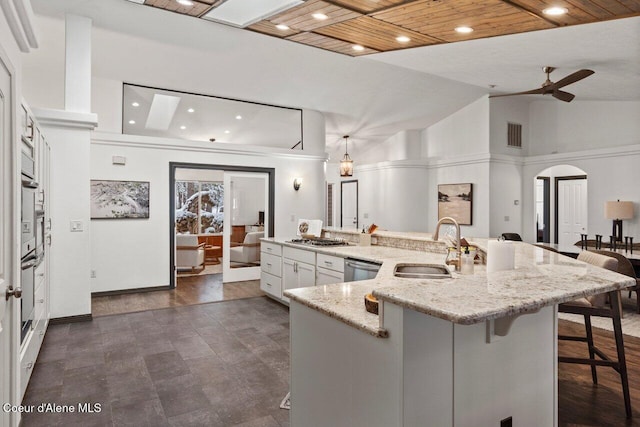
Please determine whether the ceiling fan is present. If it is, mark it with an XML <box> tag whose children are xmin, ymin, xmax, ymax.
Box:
<box><xmin>489</xmin><ymin>66</ymin><xmax>594</xmax><ymax>102</ymax></box>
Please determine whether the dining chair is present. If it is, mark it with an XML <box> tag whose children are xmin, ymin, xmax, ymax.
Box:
<box><xmin>592</xmin><ymin>250</ymin><xmax>640</xmax><ymax>314</ymax></box>
<box><xmin>500</xmin><ymin>232</ymin><xmax>522</xmax><ymax>241</ymax></box>
<box><xmin>558</xmin><ymin>251</ymin><xmax>632</xmax><ymax>418</ymax></box>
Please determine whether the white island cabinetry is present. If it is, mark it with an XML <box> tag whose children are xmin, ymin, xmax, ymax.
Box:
<box><xmin>283</xmin><ymin>247</ymin><xmax>315</xmax><ymax>303</ymax></box>
<box><xmin>315</xmin><ymin>253</ymin><xmax>344</xmax><ymax>285</ymax></box>
<box><xmin>260</xmin><ymin>241</ymin><xmax>282</xmax><ymax>300</ymax></box>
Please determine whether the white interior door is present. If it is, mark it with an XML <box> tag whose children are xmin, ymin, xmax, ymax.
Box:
<box><xmin>558</xmin><ymin>179</ymin><xmax>588</xmax><ymax>247</ymax></box>
<box><xmin>341</xmin><ymin>180</ymin><xmax>358</xmax><ymax>230</ymax></box>
<box><xmin>222</xmin><ymin>172</ymin><xmax>269</xmax><ymax>283</ymax></box>
<box><xmin>0</xmin><ymin>58</ymin><xmax>16</xmax><ymax>427</ymax></box>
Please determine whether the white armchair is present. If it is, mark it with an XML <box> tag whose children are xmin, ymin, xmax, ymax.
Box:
<box><xmin>176</xmin><ymin>234</ymin><xmax>205</xmax><ymax>272</ymax></box>
<box><xmin>229</xmin><ymin>231</ymin><xmax>263</xmax><ymax>265</ymax></box>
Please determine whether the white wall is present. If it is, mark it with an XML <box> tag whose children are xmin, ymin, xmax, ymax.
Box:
<box><xmin>489</xmin><ymin>97</ymin><xmax>529</xmax><ymax>156</ymax></box>
<box><xmin>522</xmin><ymin>147</ymin><xmax>640</xmax><ymax>242</ymax></box>
<box><xmin>528</xmin><ymin>100</ymin><xmax>640</xmax><ymax>156</ymax></box>
<box><xmin>354</xmin><ymin>130</ymin><xmax>423</xmax><ymax>165</ymax></box>
<box><xmin>90</xmin><ymin>133</ymin><xmax>326</xmax><ymax>293</ymax></box>
<box><xmin>489</xmin><ymin>160</ymin><xmax>523</xmax><ymax>238</ymax></box>
<box><xmin>424</xmin><ymin>96</ymin><xmax>490</xmax><ymax>158</ymax></box>
<box><xmin>42</xmin><ymin>123</ymin><xmax>92</xmax><ymax>318</ymax></box>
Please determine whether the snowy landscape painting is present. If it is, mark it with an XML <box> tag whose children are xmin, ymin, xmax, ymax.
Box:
<box><xmin>438</xmin><ymin>183</ymin><xmax>472</xmax><ymax>225</ymax></box>
<box><xmin>91</xmin><ymin>180</ymin><xmax>150</xmax><ymax>219</ymax></box>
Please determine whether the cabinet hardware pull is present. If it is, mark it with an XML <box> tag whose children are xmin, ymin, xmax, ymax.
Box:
<box><xmin>324</xmin><ymin>261</ymin><xmax>332</xmax><ymax>265</ymax></box>
<box><xmin>26</xmin><ymin>362</ymin><xmax>33</xmax><ymax>370</ymax></box>
<box><xmin>38</xmin><ymin>299</ymin><xmax>44</xmax><ymax>303</ymax></box>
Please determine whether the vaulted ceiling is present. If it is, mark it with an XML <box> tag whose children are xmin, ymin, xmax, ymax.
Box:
<box><xmin>138</xmin><ymin>0</ymin><xmax>640</xmax><ymax>56</ymax></box>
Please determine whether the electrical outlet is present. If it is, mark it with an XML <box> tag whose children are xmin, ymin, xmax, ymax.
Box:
<box><xmin>363</xmin><ymin>213</ymin><xmax>369</xmax><ymax>219</ymax></box>
<box><xmin>70</xmin><ymin>220</ymin><xmax>84</xmax><ymax>232</ymax></box>
<box><xmin>500</xmin><ymin>416</ymin><xmax>513</xmax><ymax>427</ymax></box>
<box><xmin>504</xmin><ymin>216</ymin><xmax>510</xmax><ymax>222</ymax></box>
<box><xmin>90</xmin><ymin>270</ymin><xmax>96</xmax><ymax>278</ymax></box>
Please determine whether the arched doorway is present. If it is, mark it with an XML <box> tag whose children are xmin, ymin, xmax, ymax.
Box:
<box><xmin>534</xmin><ymin>165</ymin><xmax>587</xmax><ymax>247</ymax></box>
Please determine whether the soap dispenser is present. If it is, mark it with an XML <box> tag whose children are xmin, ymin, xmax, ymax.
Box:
<box><xmin>461</xmin><ymin>246</ymin><xmax>474</xmax><ymax>275</ymax></box>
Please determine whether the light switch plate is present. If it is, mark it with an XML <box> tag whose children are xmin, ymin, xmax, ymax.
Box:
<box><xmin>70</xmin><ymin>220</ymin><xmax>83</xmax><ymax>232</ymax></box>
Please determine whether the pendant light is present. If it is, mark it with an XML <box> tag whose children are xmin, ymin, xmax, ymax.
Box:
<box><xmin>339</xmin><ymin>135</ymin><xmax>354</xmax><ymax>177</ymax></box>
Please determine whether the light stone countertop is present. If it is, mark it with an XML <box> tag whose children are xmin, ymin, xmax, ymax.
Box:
<box><xmin>275</xmin><ymin>237</ymin><xmax>635</xmax><ymax>338</ymax></box>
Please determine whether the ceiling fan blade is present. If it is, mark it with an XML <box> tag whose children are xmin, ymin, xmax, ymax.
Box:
<box><xmin>489</xmin><ymin>88</ymin><xmax>545</xmax><ymax>98</ymax></box>
<box><xmin>552</xmin><ymin>90</ymin><xmax>575</xmax><ymax>102</ymax></box>
<box><xmin>552</xmin><ymin>69</ymin><xmax>594</xmax><ymax>89</ymax></box>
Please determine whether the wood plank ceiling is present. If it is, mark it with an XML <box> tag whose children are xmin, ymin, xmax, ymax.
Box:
<box><xmin>141</xmin><ymin>0</ymin><xmax>640</xmax><ymax>56</ymax></box>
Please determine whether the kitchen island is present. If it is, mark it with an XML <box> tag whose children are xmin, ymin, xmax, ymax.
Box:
<box><xmin>282</xmin><ymin>233</ymin><xmax>634</xmax><ymax>427</ymax></box>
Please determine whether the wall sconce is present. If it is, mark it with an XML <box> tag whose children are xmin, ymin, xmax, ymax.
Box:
<box><xmin>605</xmin><ymin>200</ymin><xmax>634</xmax><ymax>241</ymax></box>
<box><xmin>293</xmin><ymin>178</ymin><xmax>302</xmax><ymax>191</ymax></box>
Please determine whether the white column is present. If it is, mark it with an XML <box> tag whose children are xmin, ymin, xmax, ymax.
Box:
<box><xmin>64</xmin><ymin>14</ymin><xmax>92</xmax><ymax>113</ymax></box>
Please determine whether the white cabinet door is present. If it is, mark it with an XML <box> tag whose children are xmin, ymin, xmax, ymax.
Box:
<box><xmin>282</xmin><ymin>258</ymin><xmax>297</xmax><ymax>303</ymax></box>
<box><xmin>316</xmin><ymin>267</ymin><xmax>344</xmax><ymax>286</ymax></box>
<box><xmin>282</xmin><ymin>259</ymin><xmax>316</xmax><ymax>303</ymax></box>
<box><xmin>297</xmin><ymin>262</ymin><xmax>316</xmax><ymax>288</ymax></box>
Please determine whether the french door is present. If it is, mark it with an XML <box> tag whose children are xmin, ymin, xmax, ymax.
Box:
<box><xmin>222</xmin><ymin>172</ymin><xmax>269</xmax><ymax>283</ymax></box>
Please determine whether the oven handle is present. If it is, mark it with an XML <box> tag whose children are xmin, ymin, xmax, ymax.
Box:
<box><xmin>22</xmin><ymin>179</ymin><xmax>39</xmax><ymax>189</ymax></box>
<box><xmin>21</xmin><ymin>258</ymin><xmax>37</xmax><ymax>270</ymax></box>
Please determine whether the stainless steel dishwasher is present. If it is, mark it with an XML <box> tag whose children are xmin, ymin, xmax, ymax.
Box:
<box><xmin>344</xmin><ymin>258</ymin><xmax>381</xmax><ymax>282</ymax></box>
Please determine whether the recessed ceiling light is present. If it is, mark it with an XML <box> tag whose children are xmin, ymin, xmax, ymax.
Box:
<box><xmin>180</xmin><ymin>125</ymin><xmax>186</xmax><ymax>130</ymax></box>
<box><xmin>312</xmin><ymin>13</ymin><xmax>328</xmax><ymax>20</ymax></box>
<box><xmin>128</xmin><ymin>120</ymin><xmax>136</xmax><ymax>125</ymax></box>
<box><xmin>235</xmin><ymin>115</ymin><xmax>242</xmax><ymax>120</ymax></box>
<box><xmin>224</xmin><ymin>130</ymin><xmax>230</xmax><ymax>134</ymax></box>
<box><xmin>396</xmin><ymin>36</ymin><xmax>411</xmax><ymax>43</ymax></box>
<box><xmin>352</xmin><ymin>45</ymin><xmax>365</xmax><ymax>52</ymax></box>
<box><xmin>176</xmin><ymin>0</ymin><xmax>194</xmax><ymax>6</ymax></box>
<box><xmin>543</xmin><ymin>6</ymin><xmax>568</xmax><ymax>16</ymax></box>
<box><xmin>276</xmin><ymin>24</ymin><xmax>290</xmax><ymax>31</ymax></box>
<box><xmin>187</xmin><ymin>108</ymin><xmax>195</xmax><ymax>113</ymax></box>
<box><xmin>455</xmin><ymin>26</ymin><xmax>474</xmax><ymax>34</ymax></box>
<box><xmin>131</xmin><ymin>102</ymin><xmax>140</xmax><ymax>107</ymax></box>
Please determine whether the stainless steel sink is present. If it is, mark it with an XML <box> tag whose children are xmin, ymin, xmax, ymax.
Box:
<box><xmin>393</xmin><ymin>263</ymin><xmax>452</xmax><ymax>279</ymax></box>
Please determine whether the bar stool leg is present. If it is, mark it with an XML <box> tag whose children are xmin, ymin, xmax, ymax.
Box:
<box><xmin>610</xmin><ymin>291</ymin><xmax>632</xmax><ymax>418</ymax></box>
<box><xmin>583</xmin><ymin>314</ymin><xmax>598</xmax><ymax>384</ymax></box>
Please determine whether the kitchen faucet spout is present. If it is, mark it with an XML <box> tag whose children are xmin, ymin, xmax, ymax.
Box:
<box><xmin>433</xmin><ymin>217</ymin><xmax>461</xmax><ymax>271</ymax></box>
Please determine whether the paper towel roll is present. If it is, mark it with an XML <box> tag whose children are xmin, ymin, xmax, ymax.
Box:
<box><xmin>487</xmin><ymin>240</ymin><xmax>515</xmax><ymax>273</ymax></box>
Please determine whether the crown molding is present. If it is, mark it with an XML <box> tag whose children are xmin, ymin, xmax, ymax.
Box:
<box><xmin>91</xmin><ymin>132</ymin><xmax>328</xmax><ymax>161</ymax></box>
<box><xmin>32</xmin><ymin>108</ymin><xmax>98</xmax><ymax>130</ymax></box>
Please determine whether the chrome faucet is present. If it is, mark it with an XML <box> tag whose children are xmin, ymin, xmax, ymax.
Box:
<box><xmin>433</xmin><ymin>217</ymin><xmax>461</xmax><ymax>271</ymax></box>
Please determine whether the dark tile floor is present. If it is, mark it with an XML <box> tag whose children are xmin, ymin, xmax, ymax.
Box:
<box><xmin>22</xmin><ymin>297</ymin><xmax>290</xmax><ymax>427</ymax></box>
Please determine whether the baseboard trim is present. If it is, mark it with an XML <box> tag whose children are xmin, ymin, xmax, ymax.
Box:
<box><xmin>49</xmin><ymin>313</ymin><xmax>93</xmax><ymax>324</ymax></box>
<box><xmin>92</xmin><ymin>285</ymin><xmax>170</xmax><ymax>297</ymax></box>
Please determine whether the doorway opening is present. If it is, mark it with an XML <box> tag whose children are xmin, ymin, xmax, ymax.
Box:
<box><xmin>533</xmin><ymin>165</ymin><xmax>587</xmax><ymax>247</ymax></box>
<box><xmin>169</xmin><ymin>162</ymin><xmax>274</xmax><ymax>294</ymax></box>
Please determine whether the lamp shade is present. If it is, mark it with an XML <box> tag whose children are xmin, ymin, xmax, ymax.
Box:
<box><xmin>604</xmin><ymin>201</ymin><xmax>634</xmax><ymax>220</ymax></box>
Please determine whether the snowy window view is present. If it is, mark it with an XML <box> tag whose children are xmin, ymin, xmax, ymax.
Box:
<box><xmin>175</xmin><ymin>181</ymin><xmax>223</xmax><ymax>234</ymax></box>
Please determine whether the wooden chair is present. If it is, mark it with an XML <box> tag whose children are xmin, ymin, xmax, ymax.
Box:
<box><xmin>592</xmin><ymin>250</ymin><xmax>640</xmax><ymax>314</ymax></box>
<box><xmin>558</xmin><ymin>251</ymin><xmax>632</xmax><ymax>419</ymax></box>
<box><xmin>501</xmin><ymin>233</ymin><xmax>522</xmax><ymax>241</ymax></box>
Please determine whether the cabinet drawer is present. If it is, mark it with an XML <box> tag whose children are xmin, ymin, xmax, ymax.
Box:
<box><xmin>317</xmin><ymin>254</ymin><xmax>344</xmax><ymax>273</ymax></box>
<box><xmin>34</xmin><ymin>260</ymin><xmax>45</xmax><ymax>292</ymax></box>
<box><xmin>261</xmin><ymin>241</ymin><xmax>282</xmax><ymax>256</ymax></box>
<box><xmin>316</xmin><ymin>266</ymin><xmax>345</xmax><ymax>286</ymax></box>
<box><xmin>261</xmin><ymin>271</ymin><xmax>282</xmax><ymax>299</ymax></box>
<box><xmin>283</xmin><ymin>246</ymin><xmax>316</xmax><ymax>265</ymax></box>
<box><xmin>261</xmin><ymin>252</ymin><xmax>282</xmax><ymax>277</ymax></box>
<box><xmin>20</xmin><ymin>334</ymin><xmax>38</xmax><ymax>399</ymax></box>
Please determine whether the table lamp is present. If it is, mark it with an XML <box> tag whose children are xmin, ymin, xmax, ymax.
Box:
<box><xmin>604</xmin><ymin>200</ymin><xmax>634</xmax><ymax>242</ymax></box>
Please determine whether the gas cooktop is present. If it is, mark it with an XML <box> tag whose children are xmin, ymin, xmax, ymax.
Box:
<box><xmin>288</xmin><ymin>237</ymin><xmax>350</xmax><ymax>247</ymax></box>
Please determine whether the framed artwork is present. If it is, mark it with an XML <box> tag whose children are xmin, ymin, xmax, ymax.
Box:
<box><xmin>91</xmin><ymin>180</ymin><xmax>150</xmax><ymax>219</ymax></box>
<box><xmin>438</xmin><ymin>183</ymin><xmax>472</xmax><ymax>225</ymax></box>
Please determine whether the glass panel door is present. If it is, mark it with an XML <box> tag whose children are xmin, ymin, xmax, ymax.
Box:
<box><xmin>222</xmin><ymin>172</ymin><xmax>268</xmax><ymax>283</ymax></box>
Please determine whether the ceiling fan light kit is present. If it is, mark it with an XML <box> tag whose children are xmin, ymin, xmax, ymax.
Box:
<box><xmin>489</xmin><ymin>66</ymin><xmax>594</xmax><ymax>102</ymax></box>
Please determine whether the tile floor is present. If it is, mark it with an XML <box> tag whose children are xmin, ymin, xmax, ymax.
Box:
<box><xmin>22</xmin><ymin>297</ymin><xmax>290</xmax><ymax>427</ymax></box>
